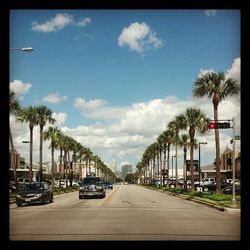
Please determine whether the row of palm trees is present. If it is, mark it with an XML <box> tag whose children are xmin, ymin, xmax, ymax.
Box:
<box><xmin>136</xmin><ymin>107</ymin><xmax>208</xmax><ymax>192</ymax></box>
<box><xmin>136</xmin><ymin>71</ymin><xmax>240</xmax><ymax>193</ymax></box>
<box><xmin>43</xmin><ymin>126</ymin><xmax>116</xmax><ymax>190</ymax></box>
<box><xmin>9</xmin><ymin>92</ymin><xmax>116</xmax><ymax>190</ymax></box>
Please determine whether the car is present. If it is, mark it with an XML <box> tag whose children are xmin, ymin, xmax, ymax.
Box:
<box><xmin>79</xmin><ymin>177</ymin><xmax>106</xmax><ymax>199</ymax></box>
<box><xmin>222</xmin><ymin>185</ymin><xmax>241</xmax><ymax>195</ymax></box>
<box><xmin>104</xmin><ymin>181</ymin><xmax>113</xmax><ymax>189</ymax></box>
<box><xmin>16</xmin><ymin>182</ymin><xmax>53</xmax><ymax>207</ymax></box>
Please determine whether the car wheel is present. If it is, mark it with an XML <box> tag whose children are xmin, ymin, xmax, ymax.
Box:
<box><xmin>102</xmin><ymin>193</ymin><xmax>106</xmax><ymax>198</ymax></box>
<box><xmin>79</xmin><ymin>195</ymin><xmax>82</xmax><ymax>199</ymax></box>
<box><xmin>16</xmin><ymin>203</ymin><xmax>22</xmax><ymax>207</ymax></box>
<box><xmin>204</xmin><ymin>187</ymin><xmax>209</xmax><ymax>192</ymax></box>
<box><xmin>50</xmin><ymin>195</ymin><xmax>53</xmax><ymax>203</ymax></box>
<box><xmin>42</xmin><ymin>197</ymin><xmax>47</xmax><ymax>205</ymax></box>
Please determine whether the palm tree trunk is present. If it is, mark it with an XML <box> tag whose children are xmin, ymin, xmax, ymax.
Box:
<box><xmin>9</xmin><ymin>126</ymin><xmax>18</xmax><ymax>189</ymax></box>
<box><xmin>39</xmin><ymin>125</ymin><xmax>43</xmax><ymax>182</ymax></box>
<box><xmin>51</xmin><ymin>145</ymin><xmax>55</xmax><ymax>191</ymax></box>
<box><xmin>214</xmin><ymin>105</ymin><xmax>221</xmax><ymax>193</ymax></box>
<box><xmin>64</xmin><ymin>150</ymin><xmax>68</xmax><ymax>188</ymax></box>
<box><xmin>163</xmin><ymin>146</ymin><xmax>166</xmax><ymax>186</ymax></box>
<box><xmin>190</xmin><ymin>144</ymin><xmax>194</xmax><ymax>192</ymax></box>
<box><xmin>59</xmin><ymin>148</ymin><xmax>62</xmax><ymax>188</ymax></box>
<box><xmin>175</xmin><ymin>144</ymin><xmax>178</xmax><ymax>188</ymax></box>
<box><xmin>167</xmin><ymin>144</ymin><xmax>170</xmax><ymax>188</ymax></box>
<box><xmin>183</xmin><ymin>147</ymin><xmax>187</xmax><ymax>190</ymax></box>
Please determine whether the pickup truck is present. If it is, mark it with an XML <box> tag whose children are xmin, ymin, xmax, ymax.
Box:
<box><xmin>194</xmin><ymin>178</ymin><xmax>216</xmax><ymax>191</ymax></box>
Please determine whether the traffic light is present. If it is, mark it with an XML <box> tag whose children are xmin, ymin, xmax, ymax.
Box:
<box><xmin>209</xmin><ymin>122</ymin><xmax>230</xmax><ymax>129</ymax></box>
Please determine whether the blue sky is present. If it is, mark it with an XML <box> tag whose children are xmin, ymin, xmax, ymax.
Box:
<box><xmin>10</xmin><ymin>9</ymin><xmax>240</xmax><ymax>173</ymax></box>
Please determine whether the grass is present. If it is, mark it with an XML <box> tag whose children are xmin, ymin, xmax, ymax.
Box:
<box><xmin>147</xmin><ymin>185</ymin><xmax>240</xmax><ymax>208</ymax></box>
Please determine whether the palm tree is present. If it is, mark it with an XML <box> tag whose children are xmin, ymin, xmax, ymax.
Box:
<box><xmin>178</xmin><ymin>134</ymin><xmax>198</xmax><ymax>190</ymax></box>
<box><xmin>193</xmin><ymin>71</ymin><xmax>240</xmax><ymax>192</ymax></box>
<box><xmin>162</xmin><ymin>129</ymin><xmax>176</xmax><ymax>188</ymax></box>
<box><xmin>16</xmin><ymin>106</ymin><xmax>39</xmax><ymax>182</ymax></box>
<box><xmin>184</xmin><ymin>107</ymin><xmax>210</xmax><ymax>191</ymax></box>
<box><xmin>9</xmin><ymin>91</ymin><xmax>21</xmax><ymax>188</ymax></box>
<box><xmin>56</xmin><ymin>132</ymin><xmax>66</xmax><ymax>187</ymax></box>
<box><xmin>157</xmin><ymin>134</ymin><xmax>165</xmax><ymax>186</ymax></box>
<box><xmin>37</xmin><ymin>105</ymin><xmax>56</xmax><ymax>182</ymax></box>
<box><xmin>168</xmin><ymin>114</ymin><xmax>187</xmax><ymax>188</ymax></box>
<box><xmin>44</xmin><ymin>126</ymin><xmax>61</xmax><ymax>191</ymax></box>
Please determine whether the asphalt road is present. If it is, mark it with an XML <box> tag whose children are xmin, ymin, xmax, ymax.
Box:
<box><xmin>9</xmin><ymin>184</ymin><xmax>240</xmax><ymax>240</ymax></box>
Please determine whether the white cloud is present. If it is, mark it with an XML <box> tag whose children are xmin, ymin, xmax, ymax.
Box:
<box><xmin>10</xmin><ymin>94</ymin><xmax>240</xmax><ymax>171</ymax></box>
<box><xmin>118</xmin><ymin>22</ymin><xmax>165</xmax><ymax>55</ymax></box>
<box><xmin>42</xmin><ymin>93</ymin><xmax>68</xmax><ymax>103</ymax></box>
<box><xmin>52</xmin><ymin>112</ymin><xmax>67</xmax><ymax>126</ymax></box>
<box><xmin>226</xmin><ymin>57</ymin><xmax>240</xmax><ymax>82</ymax></box>
<box><xmin>111</xmin><ymin>97</ymin><xmax>192</xmax><ymax>135</ymax></box>
<box><xmin>77</xmin><ymin>17</ymin><xmax>92</xmax><ymax>27</ymax></box>
<box><xmin>31</xmin><ymin>13</ymin><xmax>73</xmax><ymax>32</ymax></box>
<box><xmin>10</xmin><ymin>80</ymin><xmax>32</xmax><ymax>100</ymax></box>
<box><xmin>74</xmin><ymin>97</ymin><xmax>107</xmax><ymax>110</ymax></box>
<box><xmin>204</xmin><ymin>10</ymin><xmax>218</xmax><ymax>16</ymax></box>
<box><xmin>31</xmin><ymin>14</ymin><xmax>91</xmax><ymax>33</ymax></box>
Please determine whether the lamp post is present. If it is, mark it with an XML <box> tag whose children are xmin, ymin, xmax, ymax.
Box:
<box><xmin>198</xmin><ymin>142</ymin><xmax>207</xmax><ymax>186</ymax></box>
<box><xmin>22</xmin><ymin>140</ymin><xmax>34</xmax><ymax>182</ymax></box>
<box><xmin>10</xmin><ymin>47</ymin><xmax>34</xmax><ymax>52</ymax></box>
<box><xmin>11</xmin><ymin>47</ymin><xmax>33</xmax><ymax>183</ymax></box>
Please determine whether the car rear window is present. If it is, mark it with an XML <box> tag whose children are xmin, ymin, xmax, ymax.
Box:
<box><xmin>81</xmin><ymin>178</ymin><xmax>102</xmax><ymax>185</ymax></box>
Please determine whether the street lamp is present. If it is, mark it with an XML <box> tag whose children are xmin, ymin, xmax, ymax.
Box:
<box><xmin>199</xmin><ymin>142</ymin><xmax>207</xmax><ymax>186</ymax></box>
<box><xmin>10</xmin><ymin>47</ymin><xmax>34</xmax><ymax>52</ymax></box>
<box><xmin>22</xmin><ymin>140</ymin><xmax>35</xmax><ymax>182</ymax></box>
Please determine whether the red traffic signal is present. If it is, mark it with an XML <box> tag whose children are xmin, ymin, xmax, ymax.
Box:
<box><xmin>209</xmin><ymin>122</ymin><xmax>230</xmax><ymax>129</ymax></box>
<box><xmin>209</xmin><ymin>122</ymin><xmax>216</xmax><ymax>129</ymax></box>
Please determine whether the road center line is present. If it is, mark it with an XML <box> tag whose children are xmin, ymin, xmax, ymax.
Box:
<box><xmin>101</xmin><ymin>187</ymin><xmax>119</xmax><ymax>205</ymax></box>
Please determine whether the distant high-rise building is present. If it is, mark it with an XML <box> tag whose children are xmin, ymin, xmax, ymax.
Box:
<box><xmin>121</xmin><ymin>163</ymin><xmax>132</xmax><ymax>180</ymax></box>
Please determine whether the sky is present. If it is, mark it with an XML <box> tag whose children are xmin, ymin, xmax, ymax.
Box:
<box><xmin>9</xmin><ymin>9</ymin><xmax>240</xmax><ymax>173</ymax></box>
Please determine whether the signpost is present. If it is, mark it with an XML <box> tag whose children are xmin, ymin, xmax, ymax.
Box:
<box><xmin>186</xmin><ymin>160</ymin><xmax>199</xmax><ymax>172</ymax></box>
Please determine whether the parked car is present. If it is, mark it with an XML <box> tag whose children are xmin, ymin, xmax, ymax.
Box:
<box><xmin>104</xmin><ymin>181</ymin><xmax>113</xmax><ymax>189</ymax></box>
<box><xmin>16</xmin><ymin>182</ymin><xmax>53</xmax><ymax>207</ymax></box>
<box><xmin>79</xmin><ymin>177</ymin><xmax>106</xmax><ymax>199</ymax></box>
<box><xmin>222</xmin><ymin>184</ymin><xmax>241</xmax><ymax>195</ymax></box>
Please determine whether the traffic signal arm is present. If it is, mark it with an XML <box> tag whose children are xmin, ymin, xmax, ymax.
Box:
<box><xmin>209</xmin><ymin>122</ymin><xmax>230</xmax><ymax>129</ymax></box>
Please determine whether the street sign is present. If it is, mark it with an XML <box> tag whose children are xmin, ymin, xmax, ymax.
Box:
<box><xmin>235</xmin><ymin>135</ymin><xmax>241</xmax><ymax>140</ymax></box>
<box><xmin>186</xmin><ymin>160</ymin><xmax>199</xmax><ymax>171</ymax></box>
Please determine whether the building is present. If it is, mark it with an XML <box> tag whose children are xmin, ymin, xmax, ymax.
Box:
<box><xmin>201</xmin><ymin>143</ymin><xmax>241</xmax><ymax>180</ymax></box>
<box><xmin>121</xmin><ymin>163</ymin><xmax>132</xmax><ymax>180</ymax></box>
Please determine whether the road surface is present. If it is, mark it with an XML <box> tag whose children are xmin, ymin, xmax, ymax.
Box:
<box><xmin>10</xmin><ymin>184</ymin><xmax>240</xmax><ymax>240</ymax></box>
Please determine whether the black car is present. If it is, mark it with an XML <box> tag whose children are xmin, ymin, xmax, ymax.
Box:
<box><xmin>16</xmin><ymin>182</ymin><xmax>53</xmax><ymax>207</ymax></box>
<box><xmin>222</xmin><ymin>185</ymin><xmax>241</xmax><ymax>195</ymax></box>
<box><xmin>79</xmin><ymin>177</ymin><xmax>106</xmax><ymax>199</ymax></box>
<box><xmin>104</xmin><ymin>181</ymin><xmax>113</xmax><ymax>190</ymax></box>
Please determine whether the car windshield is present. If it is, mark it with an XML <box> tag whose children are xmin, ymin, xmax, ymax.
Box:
<box><xmin>81</xmin><ymin>178</ymin><xmax>102</xmax><ymax>185</ymax></box>
<box><xmin>22</xmin><ymin>183</ymin><xmax>43</xmax><ymax>191</ymax></box>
